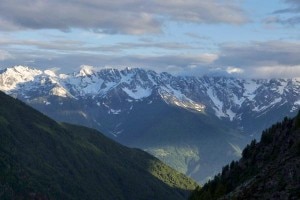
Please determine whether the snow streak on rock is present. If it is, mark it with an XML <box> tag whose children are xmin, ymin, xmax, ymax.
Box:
<box><xmin>1</xmin><ymin>66</ymin><xmax>300</xmax><ymax>121</ymax></box>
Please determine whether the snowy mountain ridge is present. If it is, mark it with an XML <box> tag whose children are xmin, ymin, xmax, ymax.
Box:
<box><xmin>1</xmin><ymin>65</ymin><xmax>300</xmax><ymax>122</ymax></box>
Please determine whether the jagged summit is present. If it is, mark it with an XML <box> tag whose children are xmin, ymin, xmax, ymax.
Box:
<box><xmin>77</xmin><ymin>65</ymin><xmax>96</xmax><ymax>77</ymax></box>
<box><xmin>0</xmin><ymin>65</ymin><xmax>42</xmax><ymax>91</ymax></box>
<box><xmin>1</xmin><ymin>65</ymin><xmax>300</xmax><ymax>141</ymax></box>
<box><xmin>1</xmin><ymin>65</ymin><xmax>300</xmax><ymax>122</ymax></box>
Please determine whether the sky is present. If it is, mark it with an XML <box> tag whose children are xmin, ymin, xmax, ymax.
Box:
<box><xmin>0</xmin><ymin>0</ymin><xmax>300</xmax><ymax>78</ymax></box>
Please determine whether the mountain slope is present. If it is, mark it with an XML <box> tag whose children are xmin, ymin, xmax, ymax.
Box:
<box><xmin>1</xmin><ymin>65</ymin><xmax>300</xmax><ymax>182</ymax></box>
<box><xmin>189</xmin><ymin>113</ymin><xmax>300</xmax><ymax>200</ymax></box>
<box><xmin>0</xmin><ymin>91</ymin><xmax>197</xmax><ymax>200</ymax></box>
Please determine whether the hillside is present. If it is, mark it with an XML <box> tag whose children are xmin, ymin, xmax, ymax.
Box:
<box><xmin>0</xmin><ymin>91</ymin><xmax>197</xmax><ymax>200</ymax></box>
<box><xmin>189</xmin><ymin>113</ymin><xmax>300</xmax><ymax>199</ymax></box>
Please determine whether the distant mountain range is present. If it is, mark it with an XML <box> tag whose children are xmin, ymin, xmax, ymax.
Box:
<box><xmin>0</xmin><ymin>91</ymin><xmax>197</xmax><ymax>199</ymax></box>
<box><xmin>190</xmin><ymin>112</ymin><xmax>300</xmax><ymax>199</ymax></box>
<box><xmin>1</xmin><ymin>65</ymin><xmax>300</xmax><ymax>182</ymax></box>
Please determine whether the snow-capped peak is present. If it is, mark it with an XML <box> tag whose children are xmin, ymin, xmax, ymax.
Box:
<box><xmin>0</xmin><ymin>65</ymin><xmax>42</xmax><ymax>91</ymax></box>
<box><xmin>6</xmin><ymin>65</ymin><xmax>42</xmax><ymax>77</ymax></box>
<box><xmin>77</xmin><ymin>65</ymin><xmax>96</xmax><ymax>77</ymax></box>
<box><xmin>44</xmin><ymin>69</ymin><xmax>57</xmax><ymax>77</ymax></box>
<box><xmin>1</xmin><ymin>66</ymin><xmax>300</xmax><ymax>121</ymax></box>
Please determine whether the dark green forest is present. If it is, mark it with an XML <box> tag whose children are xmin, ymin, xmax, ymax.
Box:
<box><xmin>0</xmin><ymin>92</ymin><xmax>197</xmax><ymax>200</ymax></box>
<box><xmin>190</xmin><ymin>114</ymin><xmax>300</xmax><ymax>200</ymax></box>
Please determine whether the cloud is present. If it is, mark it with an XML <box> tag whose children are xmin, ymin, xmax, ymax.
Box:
<box><xmin>152</xmin><ymin>1</ymin><xmax>247</xmax><ymax>24</ymax></box>
<box><xmin>0</xmin><ymin>0</ymin><xmax>248</xmax><ymax>34</ymax></box>
<box><xmin>0</xmin><ymin>35</ymin><xmax>216</xmax><ymax>74</ymax></box>
<box><xmin>0</xmin><ymin>37</ymin><xmax>203</xmax><ymax>54</ymax></box>
<box><xmin>250</xmin><ymin>65</ymin><xmax>300</xmax><ymax>78</ymax></box>
<box><xmin>226</xmin><ymin>67</ymin><xmax>244</xmax><ymax>74</ymax></box>
<box><xmin>2</xmin><ymin>39</ymin><xmax>300</xmax><ymax>78</ymax></box>
<box><xmin>214</xmin><ymin>40</ymin><xmax>300</xmax><ymax>78</ymax></box>
<box><xmin>275</xmin><ymin>0</ymin><xmax>300</xmax><ymax>13</ymax></box>
<box><xmin>266</xmin><ymin>0</ymin><xmax>300</xmax><ymax>26</ymax></box>
<box><xmin>0</xmin><ymin>50</ymin><xmax>220</xmax><ymax>74</ymax></box>
<box><xmin>185</xmin><ymin>33</ymin><xmax>211</xmax><ymax>41</ymax></box>
<box><xmin>0</xmin><ymin>50</ymin><xmax>13</xmax><ymax>61</ymax></box>
<box><xmin>264</xmin><ymin>15</ymin><xmax>300</xmax><ymax>26</ymax></box>
<box><xmin>217</xmin><ymin>41</ymin><xmax>300</xmax><ymax>67</ymax></box>
<box><xmin>197</xmin><ymin>53</ymin><xmax>218</xmax><ymax>64</ymax></box>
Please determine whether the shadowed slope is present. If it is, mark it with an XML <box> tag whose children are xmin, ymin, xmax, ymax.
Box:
<box><xmin>189</xmin><ymin>114</ymin><xmax>300</xmax><ymax>200</ymax></box>
<box><xmin>0</xmin><ymin>92</ymin><xmax>197</xmax><ymax>200</ymax></box>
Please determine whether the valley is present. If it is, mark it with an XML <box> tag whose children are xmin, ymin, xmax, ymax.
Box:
<box><xmin>1</xmin><ymin>65</ymin><xmax>300</xmax><ymax>182</ymax></box>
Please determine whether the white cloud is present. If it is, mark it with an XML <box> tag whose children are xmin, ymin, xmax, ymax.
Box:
<box><xmin>0</xmin><ymin>0</ymin><xmax>248</xmax><ymax>34</ymax></box>
<box><xmin>197</xmin><ymin>53</ymin><xmax>219</xmax><ymax>64</ymax></box>
<box><xmin>226</xmin><ymin>67</ymin><xmax>244</xmax><ymax>74</ymax></box>
<box><xmin>217</xmin><ymin>41</ymin><xmax>300</xmax><ymax>67</ymax></box>
<box><xmin>252</xmin><ymin>65</ymin><xmax>300</xmax><ymax>78</ymax></box>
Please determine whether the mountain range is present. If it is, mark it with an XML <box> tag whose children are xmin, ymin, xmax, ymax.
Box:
<box><xmin>1</xmin><ymin>65</ymin><xmax>300</xmax><ymax>182</ymax></box>
<box><xmin>0</xmin><ymin>91</ymin><xmax>197</xmax><ymax>199</ymax></box>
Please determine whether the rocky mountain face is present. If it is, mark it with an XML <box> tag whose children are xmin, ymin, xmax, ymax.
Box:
<box><xmin>1</xmin><ymin>65</ymin><xmax>300</xmax><ymax>182</ymax></box>
<box><xmin>189</xmin><ymin>113</ymin><xmax>300</xmax><ymax>200</ymax></box>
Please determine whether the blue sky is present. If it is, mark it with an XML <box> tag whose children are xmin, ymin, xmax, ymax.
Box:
<box><xmin>0</xmin><ymin>0</ymin><xmax>300</xmax><ymax>78</ymax></box>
